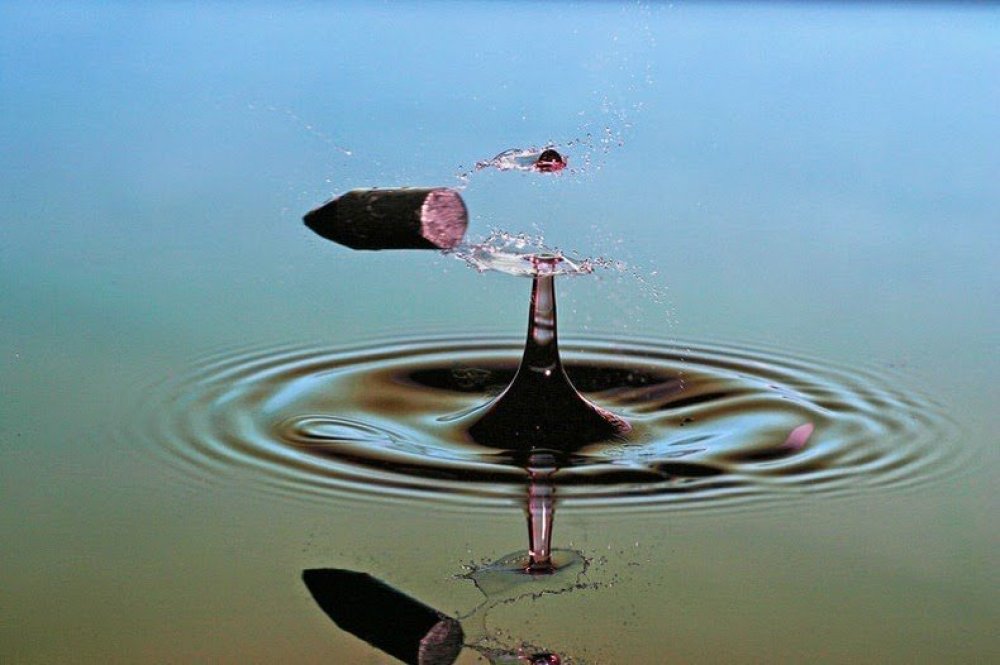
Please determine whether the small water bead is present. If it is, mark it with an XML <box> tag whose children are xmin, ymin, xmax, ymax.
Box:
<box><xmin>534</xmin><ymin>149</ymin><xmax>567</xmax><ymax>173</ymax></box>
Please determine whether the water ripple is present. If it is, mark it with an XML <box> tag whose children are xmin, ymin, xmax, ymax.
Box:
<box><xmin>125</xmin><ymin>335</ymin><xmax>963</xmax><ymax>513</ymax></box>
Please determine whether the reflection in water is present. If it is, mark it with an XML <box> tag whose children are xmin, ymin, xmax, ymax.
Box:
<box><xmin>301</xmin><ymin>450</ymin><xmax>581</xmax><ymax>662</ymax></box>
<box><xmin>526</xmin><ymin>457</ymin><xmax>557</xmax><ymax>573</ymax></box>
<box><xmin>303</xmin><ymin>567</ymin><xmax>566</xmax><ymax>665</ymax></box>
<box><xmin>302</xmin><ymin>459</ymin><xmax>589</xmax><ymax>662</ymax></box>
<box><xmin>302</xmin><ymin>568</ymin><xmax>464</xmax><ymax>665</ymax></box>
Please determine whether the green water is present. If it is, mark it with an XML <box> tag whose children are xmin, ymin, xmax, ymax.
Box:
<box><xmin>1</xmin><ymin>2</ymin><xmax>997</xmax><ymax>663</ymax></box>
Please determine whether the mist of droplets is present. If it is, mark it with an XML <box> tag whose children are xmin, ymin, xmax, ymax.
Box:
<box><xmin>446</xmin><ymin>229</ymin><xmax>668</xmax><ymax>306</ymax></box>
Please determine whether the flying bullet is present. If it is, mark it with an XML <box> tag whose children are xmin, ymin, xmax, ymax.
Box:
<box><xmin>304</xmin><ymin>187</ymin><xmax>468</xmax><ymax>250</ymax></box>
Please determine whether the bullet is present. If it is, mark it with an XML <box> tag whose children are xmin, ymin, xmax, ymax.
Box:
<box><xmin>304</xmin><ymin>188</ymin><xmax>468</xmax><ymax>250</ymax></box>
<box><xmin>302</xmin><ymin>568</ymin><xmax>464</xmax><ymax>665</ymax></box>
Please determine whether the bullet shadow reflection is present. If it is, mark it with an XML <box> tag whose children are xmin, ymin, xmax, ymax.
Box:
<box><xmin>302</xmin><ymin>568</ymin><xmax>563</xmax><ymax>665</ymax></box>
<box><xmin>302</xmin><ymin>568</ymin><xmax>463</xmax><ymax>665</ymax></box>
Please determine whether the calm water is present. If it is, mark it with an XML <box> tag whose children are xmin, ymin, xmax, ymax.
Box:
<box><xmin>2</xmin><ymin>2</ymin><xmax>997</xmax><ymax>663</ymax></box>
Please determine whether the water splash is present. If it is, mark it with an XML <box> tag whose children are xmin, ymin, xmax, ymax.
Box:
<box><xmin>447</xmin><ymin>230</ymin><xmax>630</xmax><ymax>278</ymax></box>
<box><xmin>478</xmin><ymin>147</ymin><xmax>567</xmax><ymax>174</ymax></box>
<box><xmin>464</xmin><ymin>259</ymin><xmax>630</xmax><ymax>452</ymax></box>
<box><xmin>454</xmin><ymin>131</ymin><xmax>618</xmax><ymax>189</ymax></box>
<box><xmin>445</xmin><ymin>230</ymin><xmax>670</xmax><ymax>313</ymax></box>
<box><xmin>458</xmin><ymin>549</ymin><xmax>595</xmax><ymax>664</ymax></box>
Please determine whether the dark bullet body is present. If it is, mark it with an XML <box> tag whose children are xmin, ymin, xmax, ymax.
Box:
<box><xmin>304</xmin><ymin>188</ymin><xmax>468</xmax><ymax>250</ymax></box>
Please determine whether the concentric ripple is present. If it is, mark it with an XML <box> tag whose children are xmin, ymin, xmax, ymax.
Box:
<box><xmin>129</xmin><ymin>335</ymin><xmax>960</xmax><ymax>512</ymax></box>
